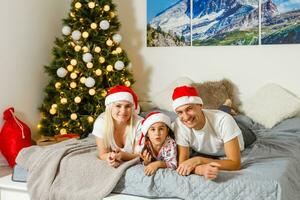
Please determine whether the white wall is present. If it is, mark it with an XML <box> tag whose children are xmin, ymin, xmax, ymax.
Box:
<box><xmin>0</xmin><ymin>0</ymin><xmax>299</xmax><ymax>136</ymax></box>
<box><xmin>114</xmin><ymin>0</ymin><xmax>300</xmax><ymax>102</ymax></box>
<box><xmin>0</xmin><ymin>0</ymin><xmax>70</xmax><ymax>136</ymax></box>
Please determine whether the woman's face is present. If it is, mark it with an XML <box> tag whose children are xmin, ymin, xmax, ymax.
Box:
<box><xmin>147</xmin><ymin>122</ymin><xmax>168</xmax><ymax>147</ymax></box>
<box><xmin>111</xmin><ymin>100</ymin><xmax>133</xmax><ymax>123</ymax></box>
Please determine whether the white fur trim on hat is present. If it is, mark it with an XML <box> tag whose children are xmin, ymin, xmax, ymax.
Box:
<box><xmin>172</xmin><ymin>96</ymin><xmax>203</xmax><ymax>111</ymax></box>
<box><xmin>141</xmin><ymin>113</ymin><xmax>171</xmax><ymax>136</ymax></box>
<box><xmin>105</xmin><ymin>92</ymin><xmax>134</xmax><ymax>106</ymax></box>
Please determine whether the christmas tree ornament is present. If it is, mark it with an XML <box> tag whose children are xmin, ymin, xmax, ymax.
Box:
<box><xmin>70</xmin><ymin>113</ymin><xmax>78</xmax><ymax>120</ymax></box>
<box><xmin>75</xmin><ymin>2</ymin><xmax>82</xmax><ymax>9</ymax></box>
<box><xmin>71</xmin><ymin>30</ymin><xmax>81</xmax><ymax>41</ymax></box>
<box><xmin>101</xmin><ymin>90</ymin><xmax>107</xmax><ymax>97</ymax></box>
<box><xmin>125</xmin><ymin>80</ymin><xmax>131</xmax><ymax>87</ymax></box>
<box><xmin>90</xmin><ymin>23</ymin><xmax>97</xmax><ymax>29</ymax></box>
<box><xmin>80</xmin><ymin>77</ymin><xmax>86</xmax><ymax>84</ymax></box>
<box><xmin>89</xmin><ymin>88</ymin><xmax>96</xmax><ymax>95</ymax></box>
<box><xmin>37</xmin><ymin>124</ymin><xmax>42</xmax><ymax>129</ymax></box>
<box><xmin>62</xmin><ymin>26</ymin><xmax>71</xmax><ymax>35</ymax></box>
<box><xmin>49</xmin><ymin>108</ymin><xmax>56</xmax><ymax>115</ymax></box>
<box><xmin>83</xmin><ymin>53</ymin><xmax>93</xmax><ymax>63</ymax></box>
<box><xmin>74</xmin><ymin>96</ymin><xmax>81</xmax><ymax>103</ymax></box>
<box><xmin>51</xmin><ymin>104</ymin><xmax>58</xmax><ymax>109</ymax></box>
<box><xmin>85</xmin><ymin>77</ymin><xmax>95</xmax><ymax>88</ymax></box>
<box><xmin>70</xmin><ymin>72</ymin><xmax>78</xmax><ymax>79</ymax></box>
<box><xmin>106</xmin><ymin>39</ymin><xmax>113</xmax><ymax>46</ymax></box>
<box><xmin>60</xmin><ymin>128</ymin><xmax>67</xmax><ymax>135</ymax></box>
<box><xmin>82</xmin><ymin>46</ymin><xmax>89</xmax><ymax>53</ymax></box>
<box><xmin>110</xmin><ymin>11</ymin><xmax>116</xmax><ymax>18</ymax></box>
<box><xmin>61</xmin><ymin>98</ymin><xmax>68</xmax><ymax>104</ymax></box>
<box><xmin>86</xmin><ymin>62</ymin><xmax>93</xmax><ymax>68</ymax></box>
<box><xmin>112</xmin><ymin>34</ymin><xmax>122</xmax><ymax>43</ymax></box>
<box><xmin>87</xmin><ymin>116</ymin><xmax>94</xmax><ymax>123</ymax></box>
<box><xmin>116</xmin><ymin>47</ymin><xmax>122</xmax><ymax>53</ymax></box>
<box><xmin>114</xmin><ymin>60</ymin><xmax>125</xmax><ymax>70</ymax></box>
<box><xmin>70</xmin><ymin>12</ymin><xmax>75</xmax><ymax>18</ymax></box>
<box><xmin>67</xmin><ymin>65</ymin><xmax>74</xmax><ymax>72</ymax></box>
<box><xmin>74</xmin><ymin>45</ymin><xmax>81</xmax><ymax>52</ymax></box>
<box><xmin>106</xmin><ymin>65</ymin><xmax>113</xmax><ymax>72</ymax></box>
<box><xmin>88</xmin><ymin>2</ymin><xmax>95</xmax><ymax>8</ymax></box>
<box><xmin>70</xmin><ymin>82</ymin><xmax>77</xmax><ymax>88</ymax></box>
<box><xmin>57</xmin><ymin>67</ymin><xmax>68</xmax><ymax>78</ymax></box>
<box><xmin>94</xmin><ymin>46</ymin><xmax>101</xmax><ymax>53</ymax></box>
<box><xmin>111</xmin><ymin>50</ymin><xmax>117</xmax><ymax>55</ymax></box>
<box><xmin>99</xmin><ymin>20</ymin><xmax>110</xmax><ymax>30</ymax></box>
<box><xmin>80</xmin><ymin>18</ymin><xmax>84</xmax><ymax>23</ymax></box>
<box><xmin>103</xmin><ymin>5</ymin><xmax>110</xmax><ymax>12</ymax></box>
<box><xmin>95</xmin><ymin>69</ymin><xmax>102</xmax><ymax>76</ymax></box>
<box><xmin>55</xmin><ymin>82</ymin><xmax>61</xmax><ymax>89</ymax></box>
<box><xmin>82</xmin><ymin>31</ymin><xmax>89</xmax><ymax>38</ymax></box>
<box><xmin>98</xmin><ymin>56</ymin><xmax>105</xmax><ymax>63</ymax></box>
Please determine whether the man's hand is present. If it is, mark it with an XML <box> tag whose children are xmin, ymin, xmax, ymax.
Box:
<box><xmin>144</xmin><ymin>162</ymin><xmax>160</xmax><ymax>176</ymax></box>
<box><xmin>176</xmin><ymin>157</ymin><xmax>200</xmax><ymax>176</ymax></box>
<box><xmin>195</xmin><ymin>162</ymin><xmax>220</xmax><ymax>180</ymax></box>
<box><xmin>140</xmin><ymin>149</ymin><xmax>152</xmax><ymax>166</ymax></box>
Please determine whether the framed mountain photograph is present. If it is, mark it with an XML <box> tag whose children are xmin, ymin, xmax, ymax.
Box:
<box><xmin>192</xmin><ymin>0</ymin><xmax>259</xmax><ymax>46</ymax></box>
<box><xmin>147</xmin><ymin>0</ymin><xmax>191</xmax><ymax>47</ymax></box>
<box><xmin>261</xmin><ymin>0</ymin><xmax>300</xmax><ymax>44</ymax></box>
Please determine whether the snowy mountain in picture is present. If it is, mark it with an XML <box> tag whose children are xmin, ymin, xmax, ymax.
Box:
<box><xmin>149</xmin><ymin>0</ymin><xmax>190</xmax><ymax>41</ymax></box>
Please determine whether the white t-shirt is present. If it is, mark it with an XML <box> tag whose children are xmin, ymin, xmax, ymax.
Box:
<box><xmin>173</xmin><ymin>109</ymin><xmax>244</xmax><ymax>156</ymax></box>
<box><xmin>92</xmin><ymin>113</ymin><xmax>143</xmax><ymax>153</ymax></box>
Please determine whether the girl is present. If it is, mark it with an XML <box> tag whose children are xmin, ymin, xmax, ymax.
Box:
<box><xmin>139</xmin><ymin>112</ymin><xmax>177</xmax><ymax>176</ymax></box>
<box><xmin>92</xmin><ymin>85</ymin><xmax>143</xmax><ymax>168</ymax></box>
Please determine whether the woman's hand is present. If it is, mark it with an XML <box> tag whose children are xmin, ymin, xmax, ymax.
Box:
<box><xmin>107</xmin><ymin>152</ymin><xmax>121</xmax><ymax>168</ymax></box>
<box><xmin>144</xmin><ymin>162</ymin><xmax>160</xmax><ymax>176</ymax></box>
<box><xmin>140</xmin><ymin>149</ymin><xmax>152</xmax><ymax>165</ymax></box>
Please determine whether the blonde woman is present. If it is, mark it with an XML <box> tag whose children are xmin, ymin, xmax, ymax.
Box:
<box><xmin>92</xmin><ymin>85</ymin><xmax>143</xmax><ymax>167</ymax></box>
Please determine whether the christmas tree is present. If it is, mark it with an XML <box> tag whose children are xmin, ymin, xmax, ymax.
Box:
<box><xmin>38</xmin><ymin>0</ymin><xmax>134</xmax><ymax>138</ymax></box>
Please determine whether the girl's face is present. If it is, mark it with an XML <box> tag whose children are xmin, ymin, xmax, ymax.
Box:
<box><xmin>111</xmin><ymin>100</ymin><xmax>133</xmax><ymax>124</ymax></box>
<box><xmin>147</xmin><ymin>122</ymin><xmax>168</xmax><ymax>147</ymax></box>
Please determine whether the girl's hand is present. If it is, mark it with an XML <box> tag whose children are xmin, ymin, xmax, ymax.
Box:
<box><xmin>144</xmin><ymin>162</ymin><xmax>159</xmax><ymax>176</ymax></box>
<box><xmin>140</xmin><ymin>149</ymin><xmax>152</xmax><ymax>165</ymax></box>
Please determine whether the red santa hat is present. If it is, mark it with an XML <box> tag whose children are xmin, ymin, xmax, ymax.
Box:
<box><xmin>138</xmin><ymin>112</ymin><xmax>172</xmax><ymax>145</ymax></box>
<box><xmin>105</xmin><ymin>85</ymin><xmax>138</xmax><ymax>110</ymax></box>
<box><xmin>172</xmin><ymin>85</ymin><xmax>203</xmax><ymax>111</ymax></box>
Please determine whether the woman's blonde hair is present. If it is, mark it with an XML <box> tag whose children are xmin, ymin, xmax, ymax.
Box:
<box><xmin>102</xmin><ymin>104</ymin><xmax>136</xmax><ymax>152</ymax></box>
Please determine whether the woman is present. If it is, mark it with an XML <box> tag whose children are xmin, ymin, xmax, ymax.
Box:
<box><xmin>92</xmin><ymin>85</ymin><xmax>143</xmax><ymax>167</ymax></box>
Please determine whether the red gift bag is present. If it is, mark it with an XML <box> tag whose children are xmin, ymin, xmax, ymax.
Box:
<box><xmin>0</xmin><ymin>107</ymin><xmax>32</xmax><ymax>167</ymax></box>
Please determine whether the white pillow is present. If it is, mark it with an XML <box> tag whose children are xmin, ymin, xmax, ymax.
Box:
<box><xmin>241</xmin><ymin>83</ymin><xmax>300</xmax><ymax>128</ymax></box>
<box><xmin>151</xmin><ymin>77</ymin><xmax>194</xmax><ymax>111</ymax></box>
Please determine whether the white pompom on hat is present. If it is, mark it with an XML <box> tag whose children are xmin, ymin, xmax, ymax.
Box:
<box><xmin>105</xmin><ymin>85</ymin><xmax>138</xmax><ymax>110</ymax></box>
<box><xmin>138</xmin><ymin>112</ymin><xmax>171</xmax><ymax>145</ymax></box>
<box><xmin>172</xmin><ymin>85</ymin><xmax>203</xmax><ymax>111</ymax></box>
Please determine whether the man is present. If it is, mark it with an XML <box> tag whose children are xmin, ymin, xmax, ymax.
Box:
<box><xmin>172</xmin><ymin>86</ymin><xmax>244</xmax><ymax>180</ymax></box>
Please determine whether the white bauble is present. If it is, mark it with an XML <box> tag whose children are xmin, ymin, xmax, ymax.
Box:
<box><xmin>62</xmin><ymin>26</ymin><xmax>71</xmax><ymax>35</ymax></box>
<box><xmin>112</xmin><ymin>34</ymin><xmax>122</xmax><ymax>43</ymax></box>
<box><xmin>57</xmin><ymin>67</ymin><xmax>67</xmax><ymax>78</ymax></box>
<box><xmin>82</xmin><ymin>53</ymin><xmax>93</xmax><ymax>63</ymax></box>
<box><xmin>99</xmin><ymin>20</ymin><xmax>110</xmax><ymax>30</ymax></box>
<box><xmin>114</xmin><ymin>60</ymin><xmax>125</xmax><ymax>71</ymax></box>
<box><xmin>71</xmin><ymin>30</ymin><xmax>81</xmax><ymax>41</ymax></box>
<box><xmin>85</xmin><ymin>77</ymin><xmax>95</xmax><ymax>88</ymax></box>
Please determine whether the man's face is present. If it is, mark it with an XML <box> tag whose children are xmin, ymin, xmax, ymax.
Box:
<box><xmin>175</xmin><ymin>104</ymin><xmax>204</xmax><ymax>130</ymax></box>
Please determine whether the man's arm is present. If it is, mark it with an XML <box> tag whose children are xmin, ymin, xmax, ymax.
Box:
<box><xmin>191</xmin><ymin>137</ymin><xmax>241</xmax><ymax>171</ymax></box>
<box><xmin>178</xmin><ymin>145</ymin><xmax>190</xmax><ymax>164</ymax></box>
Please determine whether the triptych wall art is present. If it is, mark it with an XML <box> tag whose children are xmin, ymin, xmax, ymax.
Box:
<box><xmin>147</xmin><ymin>0</ymin><xmax>300</xmax><ymax>46</ymax></box>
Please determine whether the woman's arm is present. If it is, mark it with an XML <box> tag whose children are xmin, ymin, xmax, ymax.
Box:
<box><xmin>95</xmin><ymin>137</ymin><xmax>111</xmax><ymax>160</ymax></box>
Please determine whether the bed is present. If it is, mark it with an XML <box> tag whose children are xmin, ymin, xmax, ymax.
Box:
<box><xmin>1</xmin><ymin>114</ymin><xmax>300</xmax><ymax>200</ymax></box>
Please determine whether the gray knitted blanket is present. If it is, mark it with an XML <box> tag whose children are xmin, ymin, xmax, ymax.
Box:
<box><xmin>16</xmin><ymin>136</ymin><xmax>139</xmax><ymax>200</ymax></box>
